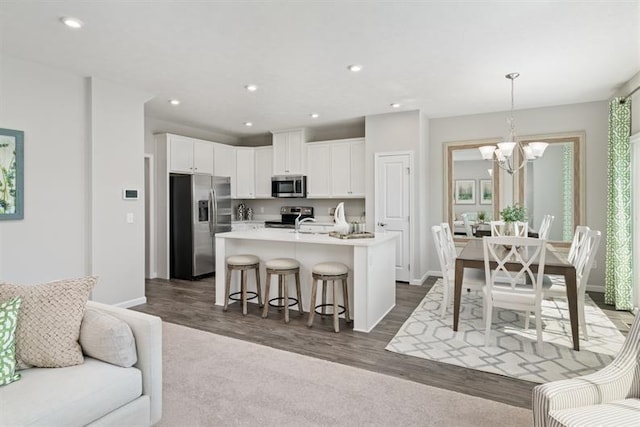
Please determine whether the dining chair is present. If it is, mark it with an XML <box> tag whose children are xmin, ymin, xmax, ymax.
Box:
<box><xmin>432</xmin><ymin>224</ymin><xmax>485</xmax><ymax>318</ymax></box>
<box><xmin>461</xmin><ymin>213</ymin><xmax>475</xmax><ymax>237</ymax></box>
<box><xmin>567</xmin><ymin>225</ymin><xmax>590</xmax><ymax>265</ymax></box>
<box><xmin>542</xmin><ymin>228</ymin><xmax>601</xmax><ymax>341</ymax></box>
<box><xmin>490</xmin><ymin>220</ymin><xmax>528</xmax><ymax>237</ymax></box>
<box><xmin>440</xmin><ymin>222</ymin><xmax>458</xmax><ymax>260</ymax></box>
<box><xmin>483</xmin><ymin>236</ymin><xmax>547</xmax><ymax>354</ymax></box>
<box><xmin>537</xmin><ymin>215</ymin><xmax>554</xmax><ymax>240</ymax></box>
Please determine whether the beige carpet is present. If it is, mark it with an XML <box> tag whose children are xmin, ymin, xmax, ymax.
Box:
<box><xmin>160</xmin><ymin>322</ymin><xmax>532</xmax><ymax>426</ymax></box>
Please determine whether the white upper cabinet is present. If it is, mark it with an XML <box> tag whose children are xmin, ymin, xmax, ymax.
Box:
<box><xmin>254</xmin><ymin>146</ymin><xmax>273</xmax><ymax>198</ymax></box>
<box><xmin>306</xmin><ymin>142</ymin><xmax>332</xmax><ymax>198</ymax></box>
<box><xmin>331</xmin><ymin>139</ymin><xmax>365</xmax><ymax>197</ymax></box>
<box><xmin>169</xmin><ymin>135</ymin><xmax>214</xmax><ymax>175</ymax></box>
<box><xmin>272</xmin><ymin>129</ymin><xmax>306</xmax><ymax>175</ymax></box>
<box><xmin>213</xmin><ymin>143</ymin><xmax>237</xmax><ymax>198</ymax></box>
<box><xmin>306</xmin><ymin>138</ymin><xmax>365</xmax><ymax>198</ymax></box>
<box><xmin>235</xmin><ymin>147</ymin><xmax>255</xmax><ymax>199</ymax></box>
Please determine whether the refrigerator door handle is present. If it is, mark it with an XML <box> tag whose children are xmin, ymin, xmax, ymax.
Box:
<box><xmin>210</xmin><ymin>189</ymin><xmax>217</xmax><ymax>234</ymax></box>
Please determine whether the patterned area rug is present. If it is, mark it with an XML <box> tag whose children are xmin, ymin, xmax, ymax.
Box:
<box><xmin>386</xmin><ymin>280</ymin><xmax>625</xmax><ymax>383</ymax></box>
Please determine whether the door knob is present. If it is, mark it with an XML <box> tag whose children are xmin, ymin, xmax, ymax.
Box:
<box><xmin>378</xmin><ymin>222</ymin><xmax>387</xmax><ymax>227</ymax></box>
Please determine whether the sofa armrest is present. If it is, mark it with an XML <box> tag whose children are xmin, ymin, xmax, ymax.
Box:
<box><xmin>86</xmin><ymin>301</ymin><xmax>162</xmax><ymax>425</ymax></box>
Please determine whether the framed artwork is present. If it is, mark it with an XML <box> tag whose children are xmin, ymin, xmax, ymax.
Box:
<box><xmin>454</xmin><ymin>179</ymin><xmax>475</xmax><ymax>204</ymax></box>
<box><xmin>480</xmin><ymin>179</ymin><xmax>493</xmax><ymax>205</ymax></box>
<box><xmin>0</xmin><ymin>128</ymin><xmax>24</xmax><ymax>220</ymax></box>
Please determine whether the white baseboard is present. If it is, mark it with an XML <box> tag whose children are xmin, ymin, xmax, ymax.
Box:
<box><xmin>410</xmin><ymin>271</ymin><xmax>430</xmax><ymax>286</ymax></box>
<box><xmin>427</xmin><ymin>270</ymin><xmax>443</xmax><ymax>279</ymax></box>
<box><xmin>585</xmin><ymin>284</ymin><xmax>605</xmax><ymax>293</ymax></box>
<box><xmin>115</xmin><ymin>297</ymin><xmax>147</xmax><ymax>308</ymax></box>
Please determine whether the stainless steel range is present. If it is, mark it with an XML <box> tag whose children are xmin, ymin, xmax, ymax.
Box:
<box><xmin>264</xmin><ymin>206</ymin><xmax>314</xmax><ymax>229</ymax></box>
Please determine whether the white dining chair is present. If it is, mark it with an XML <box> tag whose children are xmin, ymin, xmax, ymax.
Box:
<box><xmin>567</xmin><ymin>225</ymin><xmax>590</xmax><ymax>265</ymax></box>
<box><xmin>432</xmin><ymin>224</ymin><xmax>485</xmax><ymax>318</ymax></box>
<box><xmin>483</xmin><ymin>236</ymin><xmax>547</xmax><ymax>354</ymax></box>
<box><xmin>490</xmin><ymin>220</ymin><xmax>528</xmax><ymax>237</ymax></box>
<box><xmin>543</xmin><ymin>228</ymin><xmax>601</xmax><ymax>341</ymax></box>
<box><xmin>440</xmin><ymin>222</ymin><xmax>458</xmax><ymax>260</ymax></box>
<box><xmin>537</xmin><ymin>215</ymin><xmax>554</xmax><ymax>240</ymax></box>
<box><xmin>461</xmin><ymin>213</ymin><xmax>476</xmax><ymax>237</ymax></box>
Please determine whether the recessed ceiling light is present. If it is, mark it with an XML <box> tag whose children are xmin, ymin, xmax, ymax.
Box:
<box><xmin>348</xmin><ymin>64</ymin><xmax>363</xmax><ymax>72</ymax></box>
<box><xmin>310</xmin><ymin>113</ymin><xmax>319</xmax><ymax>119</ymax></box>
<box><xmin>245</xmin><ymin>84</ymin><xmax>258</xmax><ymax>92</ymax></box>
<box><xmin>60</xmin><ymin>17</ymin><xmax>84</xmax><ymax>29</ymax></box>
<box><xmin>168</xmin><ymin>99</ymin><xmax>181</xmax><ymax>106</ymax></box>
<box><xmin>390</xmin><ymin>103</ymin><xmax>401</xmax><ymax>108</ymax></box>
<box><xmin>244</xmin><ymin>122</ymin><xmax>253</xmax><ymax>127</ymax></box>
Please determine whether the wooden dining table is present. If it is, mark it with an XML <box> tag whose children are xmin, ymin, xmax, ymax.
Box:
<box><xmin>453</xmin><ymin>239</ymin><xmax>580</xmax><ymax>351</ymax></box>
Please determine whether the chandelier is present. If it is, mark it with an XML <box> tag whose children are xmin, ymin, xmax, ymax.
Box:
<box><xmin>478</xmin><ymin>73</ymin><xmax>548</xmax><ymax>175</ymax></box>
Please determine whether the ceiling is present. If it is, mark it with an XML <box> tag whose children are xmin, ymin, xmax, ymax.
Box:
<box><xmin>1</xmin><ymin>1</ymin><xmax>638</xmax><ymax>138</ymax></box>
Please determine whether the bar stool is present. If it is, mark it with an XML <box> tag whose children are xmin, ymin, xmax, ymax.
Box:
<box><xmin>223</xmin><ymin>254</ymin><xmax>262</xmax><ymax>316</ymax></box>
<box><xmin>307</xmin><ymin>262</ymin><xmax>351</xmax><ymax>333</ymax></box>
<box><xmin>262</xmin><ymin>258</ymin><xmax>303</xmax><ymax>323</ymax></box>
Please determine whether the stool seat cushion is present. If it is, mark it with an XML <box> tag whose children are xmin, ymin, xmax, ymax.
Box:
<box><xmin>312</xmin><ymin>262</ymin><xmax>348</xmax><ymax>276</ymax></box>
<box><xmin>226</xmin><ymin>254</ymin><xmax>260</xmax><ymax>266</ymax></box>
<box><xmin>265</xmin><ymin>258</ymin><xmax>299</xmax><ymax>270</ymax></box>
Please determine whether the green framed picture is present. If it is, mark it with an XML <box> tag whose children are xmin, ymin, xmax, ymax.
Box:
<box><xmin>0</xmin><ymin>128</ymin><xmax>24</xmax><ymax>220</ymax></box>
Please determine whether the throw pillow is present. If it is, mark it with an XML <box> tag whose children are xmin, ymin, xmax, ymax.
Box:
<box><xmin>0</xmin><ymin>276</ymin><xmax>97</xmax><ymax>369</ymax></box>
<box><xmin>80</xmin><ymin>307</ymin><xmax>137</xmax><ymax>368</ymax></box>
<box><xmin>0</xmin><ymin>297</ymin><xmax>22</xmax><ymax>386</ymax></box>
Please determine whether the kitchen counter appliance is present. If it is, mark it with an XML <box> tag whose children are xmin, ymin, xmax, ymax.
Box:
<box><xmin>264</xmin><ymin>206</ymin><xmax>313</xmax><ymax>229</ymax></box>
<box><xmin>170</xmin><ymin>174</ymin><xmax>231</xmax><ymax>279</ymax></box>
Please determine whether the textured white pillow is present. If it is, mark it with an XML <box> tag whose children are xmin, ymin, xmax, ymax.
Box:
<box><xmin>79</xmin><ymin>307</ymin><xmax>137</xmax><ymax>368</ymax></box>
<box><xmin>0</xmin><ymin>276</ymin><xmax>96</xmax><ymax>369</ymax></box>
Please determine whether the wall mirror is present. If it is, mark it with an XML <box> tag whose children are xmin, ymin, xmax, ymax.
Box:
<box><xmin>517</xmin><ymin>132</ymin><xmax>585</xmax><ymax>243</ymax></box>
<box><xmin>444</xmin><ymin>139</ymin><xmax>501</xmax><ymax>239</ymax></box>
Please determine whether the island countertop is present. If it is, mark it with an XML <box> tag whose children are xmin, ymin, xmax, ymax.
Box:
<box><xmin>215</xmin><ymin>228</ymin><xmax>398</xmax><ymax>333</ymax></box>
<box><xmin>216</xmin><ymin>228</ymin><xmax>397</xmax><ymax>247</ymax></box>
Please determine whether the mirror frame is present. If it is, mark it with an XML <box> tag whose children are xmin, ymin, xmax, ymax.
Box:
<box><xmin>516</xmin><ymin>131</ymin><xmax>586</xmax><ymax>245</ymax></box>
<box><xmin>444</xmin><ymin>138</ymin><xmax>501</xmax><ymax>240</ymax></box>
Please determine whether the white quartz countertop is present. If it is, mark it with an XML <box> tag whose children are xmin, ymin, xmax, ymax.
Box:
<box><xmin>216</xmin><ymin>228</ymin><xmax>397</xmax><ymax>247</ymax></box>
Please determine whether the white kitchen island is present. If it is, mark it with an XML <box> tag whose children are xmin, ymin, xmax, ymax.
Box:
<box><xmin>215</xmin><ymin>228</ymin><xmax>397</xmax><ymax>333</ymax></box>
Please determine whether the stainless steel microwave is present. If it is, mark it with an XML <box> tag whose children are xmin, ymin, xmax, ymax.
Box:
<box><xmin>271</xmin><ymin>175</ymin><xmax>307</xmax><ymax>198</ymax></box>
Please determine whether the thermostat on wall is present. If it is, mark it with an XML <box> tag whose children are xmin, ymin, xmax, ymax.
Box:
<box><xmin>123</xmin><ymin>189</ymin><xmax>139</xmax><ymax>200</ymax></box>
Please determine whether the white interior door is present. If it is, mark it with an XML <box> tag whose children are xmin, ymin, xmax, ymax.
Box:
<box><xmin>375</xmin><ymin>153</ymin><xmax>411</xmax><ymax>282</ymax></box>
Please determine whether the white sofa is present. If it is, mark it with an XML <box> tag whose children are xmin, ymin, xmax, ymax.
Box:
<box><xmin>0</xmin><ymin>301</ymin><xmax>163</xmax><ymax>427</ymax></box>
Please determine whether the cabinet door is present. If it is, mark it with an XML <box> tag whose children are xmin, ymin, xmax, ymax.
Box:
<box><xmin>272</xmin><ymin>133</ymin><xmax>288</xmax><ymax>175</ymax></box>
<box><xmin>331</xmin><ymin>143</ymin><xmax>352</xmax><ymax>196</ymax></box>
<box><xmin>235</xmin><ymin>148</ymin><xmax>255</xmax><ymax>198</ymax></box>
<box><xmin>286</xmin><ymin>130</ymin><xmax>305</xmax><ymax>174</ymax></box>
<box><xmin>214</xmin><ymin>143</ymin><xmax>237</xmax><ymax>197</ymax></box>
<box><xmin>254</xmin><ymin>146</ymin><xmax>273</xmax><ymax>198</ymax></box>
<box><xmin>349</xmin><ymin>140</ymin><xmax>366</xmax><ymax>196</ymax></box>
<box><xmin>193</xmin><ymin>141</ymin><xmax>214</xmax><ymax>174</ymax></box>
<box><xmin>169</xmin><ymin>137</ymin><xmax>194</xmax><ymax>173</ymax></box>
<box><xmin>306</xmin><ymin>143</ymin><xmax>332</xmax><ymax>198</ymax></box>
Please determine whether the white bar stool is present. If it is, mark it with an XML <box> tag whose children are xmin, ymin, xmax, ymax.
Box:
<box><xmin>223</xmin><ymin>254</ymin><xmax>262</xmax><ymax>315</ymax></box>
<box><xmin>307</xmin><ymin>262</ymin><xmax>351</xmax><ymax>333</ymax></box>
<box><xmin>262</xmin><ymin>258</ymin><xmax>303</xmax><ymax>323</ymax></box>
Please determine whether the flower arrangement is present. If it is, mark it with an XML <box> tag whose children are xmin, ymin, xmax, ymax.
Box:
<box><xmin>499</xmin><ymin>204</ymin><xmax>527</xmax><ymax>222</ymax></box>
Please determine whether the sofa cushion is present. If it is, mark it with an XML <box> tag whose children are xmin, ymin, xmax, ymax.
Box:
<box><xmin>80</xmin><ymin>306</ymin><xmax>138</xmax><ymax>368</ymax></box>
<box><xmin>0</xmin><ymin>297</ymin><xmax>21</xmax><ymax>386</ymax></box>
<box><xmin>0</xmin><ymin>357</ymin><xmax>142</xmax><ymax>426</ymax></box>
<box><xmin>549</xmin><ymin>398</ymin><xmax>640</xmax><ymax>427</ymax></box>
<box><xmin>0</xmin><ymin>276</ymin><xmax>96</xmax><ymax>368</ymax></box>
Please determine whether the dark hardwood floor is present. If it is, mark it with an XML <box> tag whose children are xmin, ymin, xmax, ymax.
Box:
<box><xmin>132</xmin><ymin>275</ymin><xmax>634</xmax><ymax>410</ymax></box>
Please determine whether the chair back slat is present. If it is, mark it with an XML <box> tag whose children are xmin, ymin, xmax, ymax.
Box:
<box><xmin>537</xmin><ymin>215</ymin><xmax>554</xmax><ymax>240</ymax></box>
<box><xmin>483</xmin><ymin>236</ymin><xmax>547</xmax><ymax>293</ymax></box>
<box><xmin>568</xmin><ymin>225</ymin><xmax>590</xmax><ymax>265</ymax></box>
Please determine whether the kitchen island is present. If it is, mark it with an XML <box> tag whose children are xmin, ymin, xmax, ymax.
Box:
<box><xmin>215</xmin><ymin>228</ymin><xmax>397</xmax><ymax>332</ymax></box>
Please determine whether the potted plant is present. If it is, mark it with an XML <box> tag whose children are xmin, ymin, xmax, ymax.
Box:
<box><xmin>499</xmin><ymin>204</ymin><xmax>527</xmax><ymax>236</ymax></box>
<box><xmin>477</xmin><ymin>211</ymin><xmax>487</xmax><ymax>224</ymax></box>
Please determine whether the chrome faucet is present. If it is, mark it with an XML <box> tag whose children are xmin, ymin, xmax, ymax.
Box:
<box><xmin>295</xmin><ymin>214</ymin><xmax>316</xmax><ymax>232</ymax></box>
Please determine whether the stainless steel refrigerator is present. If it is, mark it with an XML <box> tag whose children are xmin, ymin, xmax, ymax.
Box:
<box><xmin>170</xmin><ymin>174</ymin><xmax>231</xmax><ymax>280</ymax></box>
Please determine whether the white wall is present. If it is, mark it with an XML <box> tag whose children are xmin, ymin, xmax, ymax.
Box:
<box><xmin>0</xmin><ymin>55</ymin><xmax>150</xmax><ymax>306</ymax></box>
<box><xmin>429</xmin><ymin>101</ymin><xmax>609</xmax><ymax>289</ymax></box>
<box><xmin>0</xmin><ymin>55</ymin><xmax>89</xmax><ymax>282</ymax></box>
<box><xmin>365</xmin><ymin>110</ymin><xmax>429</xmax><ymax>284</ymax></box>
<box><xmin>90</xmin><ymin>78</ymin><xmax>150</xmax><ymax>305</ymax></box>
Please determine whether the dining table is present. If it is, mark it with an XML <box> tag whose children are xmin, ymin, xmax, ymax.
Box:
<box><xmin>453</xmin><ymin>238</ymin><xmax>580</xmax><ymax>350</ymax></box>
